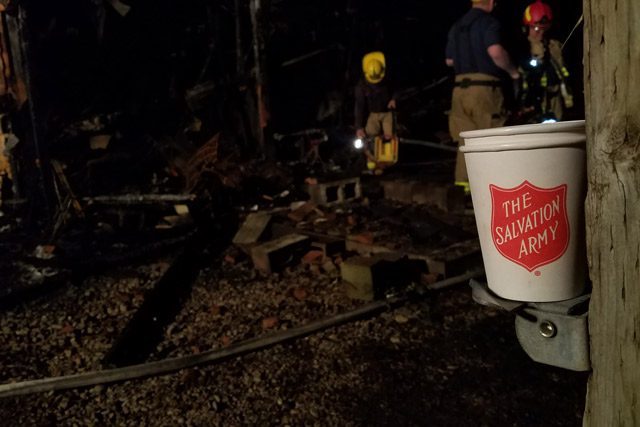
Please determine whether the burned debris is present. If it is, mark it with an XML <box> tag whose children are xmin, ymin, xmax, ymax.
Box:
<box><xmin>0</xmin><ymin>0</ymin><xmax>590</xmax><ymax>424</ymax></box>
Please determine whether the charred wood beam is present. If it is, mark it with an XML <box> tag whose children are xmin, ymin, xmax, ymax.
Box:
<box><xmin>67</xmin><ymin>233</ymin><xmax>196</xmax><ymax>275</ymax></box>
<box><xmin>7</xmin><ymin>7</ymin><xmax>54</xmax><ymax>226</ymax></box>
<box><xmin>185</xmin><ymin>81</ymin><xmax>216</xmax><ymax>111</ymax></box>
<box><xmin>234</xmin><ymin>0</ymin><xmax>244</xmax><ymax>77</ymax></box>
<box><xmin>82</xmin><ymin>194</ymin><xmax>196</xmax><ymax>206</ymax></box>
<box><xmin>0</xmin><ymin>197</ymin><xmax>25</xmax><ymax>206</ymax></box>
<box><xmin>280</xmin><ymin>45</ymin><xmax>341</xmax><ymax>68</ymax></box>
<box><xmin>250</xmin><ymin>0</ymin><xmax>269</xmax><ymax>155</ymax></box>
<box><xmin>102</xmin><ymin>234</ymin><xmax>208</xmax><ymax>368</ymax></box>
<box><xmin>195</xmin><ymin>4</ymin><xmax>216</xmax><ymax>84</ymax></box>
<box><xmin>103</xmin><ymin>198</ymin><xmax>238</xmax><ymax>367</ymax></box>
<box><xmin>51</xmin><ymin>160</ymin><xmax>83</xmax><ymax>217</ymax></box>
<box><xmin>0</xmin><ymin>232</ymin><xmax>195</xmax><ymax>310</ymax></box>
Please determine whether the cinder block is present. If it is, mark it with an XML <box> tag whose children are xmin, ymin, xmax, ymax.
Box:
<box><xmin>381</xmin><ymin>180</ymin><xmax>415</xmax><ymax>204</ymax></box>
<box><xmin>233</xmin><ymin>213</ymin><xmax>272</xmax><ymax>250</ymax></box>
<box><xmin>340</xmin><ymin>254</ymin><xmax>424</xmax><ymax>300</ymax></box>
<box><xmin>251</xmin><ymin>234</ymin><xmax>310</xmax><ymax>274</ymax></box>
<box><xmin>307</xmin><ymin>178</ymin><xmax>361</xmax><ymax>206</ymax></box>
<box><xmin>426</xmin><ymin>242</ymin><xmax>482</xmax><ymax>277</ymax></box>
<box><xmin>288</xmin><ymin>202</ymin><xmax>317</xmax><ymax>222</ymax></box>
<box><xmin>341</xmin><ymin>256</ymin><xmax>388</xmax><ymax>301</ymax></box>
<box><xmin>311</xmin><ymin>236</ymin><xmax>345</xmax><ymax>257</ymax></box>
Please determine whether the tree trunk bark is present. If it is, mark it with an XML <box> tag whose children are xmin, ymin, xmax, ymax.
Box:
<box><xmin>583</xmin><ymin>0</ymin><xmax>640</xmax><ymax>425</ymax></box>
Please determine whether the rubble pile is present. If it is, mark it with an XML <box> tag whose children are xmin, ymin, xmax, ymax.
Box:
<box><xmin>0</xmin><ymin>173</ymin><xmax>586</xmax><ymax>425</ymax></box>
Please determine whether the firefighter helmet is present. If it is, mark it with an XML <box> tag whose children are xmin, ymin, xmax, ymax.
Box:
<box><xmin>523</xmin><ymin>1</ymin><xmax>553</xmax><ymax>29</ymax></box>
<box><xmin>362</xmin><ymin>52</ymin><xmax>386</xmax><ymax>84</ymax></box>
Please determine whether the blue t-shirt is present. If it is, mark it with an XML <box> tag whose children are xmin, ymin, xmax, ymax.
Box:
<box><xmin>445</xmin><ymin>8</ymin><xmax>503</xmax><ymax>78</ymax></box>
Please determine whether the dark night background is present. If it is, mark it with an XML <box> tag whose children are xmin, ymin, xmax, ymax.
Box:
<box><xmin>23</xmin><ymin>0</ymin><xmax>584</xmax><ymax>153</ymax></box>
<box><xmin>267</xmin><ymin>0</ymin><xmax>584</xmax><ymax>134</ymax></box>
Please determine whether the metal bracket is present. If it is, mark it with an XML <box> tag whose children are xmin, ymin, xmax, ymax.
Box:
<box><xmin>470</xmin><ymin>280</ymin><xmax>591</xmax><ymax>372</ymax></box>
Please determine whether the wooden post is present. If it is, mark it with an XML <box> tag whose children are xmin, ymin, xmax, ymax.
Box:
<box><xmin>249</xmin><ymin>0</ymin><xmax>269</xmax><ymax>156</ymax></box>
<box><xmin>583</xmin><ymin>0</ymin><xmax>640</xmax><ymax>424</ymax></box>
<box><xmin>5</xmin><ymin>7</ymin><xmax>53</xmax><ymax>221</ymax></box>
<box><xmin>234</xmin><ymin>0</ymin><xmax>244</xmax><ymax>77</ymax></box>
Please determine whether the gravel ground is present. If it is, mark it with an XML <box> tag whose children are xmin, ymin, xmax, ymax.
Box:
<box><xmin>0</xmin><ymin>252</ymin><xmax>587</xmax><ymax>426</ymax></box>
<box><xmin>0</xmin><ymin>262</ymin><xmax>170</xmax><ymax>381</ymax></box>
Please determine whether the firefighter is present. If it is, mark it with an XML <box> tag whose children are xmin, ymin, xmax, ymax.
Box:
<box><xmin>519</xmin><ymin>0</ymin><xmax>573</xmax><ymax>123</ymax></box>
<box><xmin>445</xmin><ymin>0</ymin><xmax>520</xmax><ymax>195</ymax></box>
<box><xmin>354</xmin><ymin>51</ymin><xmax>397</xmax><ymax>143</ymax></box>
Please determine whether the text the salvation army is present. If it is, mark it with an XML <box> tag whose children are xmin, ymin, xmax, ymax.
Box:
<box><xmin>494</xmin><ymin>192</ymin><xmax>561</xmax><ymax>259</ymax></box>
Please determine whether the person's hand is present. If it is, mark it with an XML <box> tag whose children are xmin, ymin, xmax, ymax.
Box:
<box><xmin>356</xmin><ymin>128</ymin><xmax>366</xmax><ymax>139</ymax></box>
<box><xmin>510</xmin><ymin>70</ymin><xmax>521</xmax><ymax>80</ymax></box>
<box><xmin>387</xmin><ymin>99</ymin><xmax>396</xmax><ymax>110</ymax></box>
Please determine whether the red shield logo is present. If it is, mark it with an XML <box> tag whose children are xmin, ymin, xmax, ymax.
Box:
<box><xmin>490</xmin><ymin>181</ymin><xmax>569</xmax><ymax>272</ymax></box>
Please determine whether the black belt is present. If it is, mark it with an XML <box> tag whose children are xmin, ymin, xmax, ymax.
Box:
<box><xmin>454</xmin><ymin>78</ymin><xmax>501</xmax><ymax>88</ymax></box>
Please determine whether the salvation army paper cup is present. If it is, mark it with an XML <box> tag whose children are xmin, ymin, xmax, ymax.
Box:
<box><xmin>460</xmin><ymin>120</ymin><xmax>587</xmax><ymax>302</ymax></box>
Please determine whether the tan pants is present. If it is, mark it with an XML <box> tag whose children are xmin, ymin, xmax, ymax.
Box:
<box><xmin>365</xmin><ymin>112</ymin><xmax>394</xmax><ymax>138</ymax></box>
<box><xmin>449</xmin><ymin>73</ymin><xmax>506</xmax><ymax>182</ymax></box>
<box><xmin>545</xmin><ymin>85</ymin><xmax>563</xmax><ymax>121</ymax></box>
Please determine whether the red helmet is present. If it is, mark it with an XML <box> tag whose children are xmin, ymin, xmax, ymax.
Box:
<box><xmin>523</xmin><ymin>1</ymin><xmax>553</xmax><ymax>29</ymax></box>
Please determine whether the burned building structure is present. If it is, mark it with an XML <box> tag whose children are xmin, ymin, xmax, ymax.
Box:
<box><xmin>0</xmin><ymin>1</ymin><xmax>593</xmax><ymax>425</ymax></box>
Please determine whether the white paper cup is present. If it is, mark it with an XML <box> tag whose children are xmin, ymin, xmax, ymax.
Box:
<box><xmin>460</xmin><ymin>120</ymin><xmax>587</xmax><ymax>302</ymax></box>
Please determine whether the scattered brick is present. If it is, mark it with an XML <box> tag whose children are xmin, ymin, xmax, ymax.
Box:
<box><xmin>251</xmin><ymin>234</ymin><xmax>310</xmax><ymax>274</ymax></box>
<box><xmin>302</xmin><ymin>250</ymin><xmax>324</xmax><ymax>264</ymax></box>
<box><xmin>261</xmin><ymin>316</ymin><xmax>279</xmax><ymax>330</ymax></box>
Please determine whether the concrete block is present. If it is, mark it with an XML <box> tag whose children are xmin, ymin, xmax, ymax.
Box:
<box><xmin>307</xmin><ymin>178</ymin><xmax>361</xmax><ymax>206</ymax></box>
<box><xmin>341</xmin><ymin>256</ymin><xmax>388</xmax><ymax>301</ymax></box>
<box><xmin>232</xmin><ymin>213</ymin><xmax>272</xmax><ymax>250</ymax></box>
<box><xmin>340</xmin><ymin>254</ymin><xmax>425</xmax><ymax>301</ymax></box>
<box><xmin>381</xmin><ymin>180</ymin><xmax>415</xmax><ymax>204</ymax></box>
<box><xmin>288</xmin><ymin>202</ymin><xmax>317</xmax><ymax>222</ymax></box>
<box><xmin>310</xmin><ymin>236</ymin><xmax>345</xmax><ymax>258</ymax></box>
<box><xmin>426</xmin><ymin>241</ymin><xmax>483</xmax><ymax>277</ymax></box>
<box><xmin>251</xmin><ymin>234</ymin><xmax>310</xmax><ymax>274</ymax></box>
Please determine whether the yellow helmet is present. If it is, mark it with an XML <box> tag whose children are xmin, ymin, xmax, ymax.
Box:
<box><xmin>362</xmin><ymin>51</ymin><xmax>385</xmax><ymax>84</ymax></box>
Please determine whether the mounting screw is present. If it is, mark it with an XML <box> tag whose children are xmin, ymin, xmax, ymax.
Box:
<box><xmin>539</xmin><ymin>321</ymin><xmax>557</xmax><ymax>338</ymax></box>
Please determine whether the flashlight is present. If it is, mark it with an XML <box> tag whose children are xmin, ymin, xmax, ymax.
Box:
<box><xmin>353</xmin><ymin>138</ymin><xmax>364</xmax><ymax>150</ymax></box>
<box><xmin>529</xmin><ymin>58</ymin><xmax>539</xmax><ymax>67</ymax></box>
